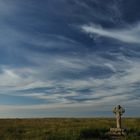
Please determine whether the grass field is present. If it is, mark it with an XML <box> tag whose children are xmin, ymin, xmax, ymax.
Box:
<box><xmin>0</xmin><ymin>118</ymin><xmax>139</xmax><ymax>140</ymax></box>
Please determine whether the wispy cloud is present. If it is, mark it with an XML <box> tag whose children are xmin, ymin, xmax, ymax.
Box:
<box><xmin>81</xmin><ymin>23</ymin><xmax>140</xmax><ymax>44</ymax></box>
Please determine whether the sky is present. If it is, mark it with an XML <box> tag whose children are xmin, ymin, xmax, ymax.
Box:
<box><xmin>0</xmin><ymin>0</ymin><xmax>140</xmax><ymax>118</ymax></box>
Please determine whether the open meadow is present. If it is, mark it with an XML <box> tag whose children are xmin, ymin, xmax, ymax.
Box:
<box><xmin>0</xmin><ymin>118</ymin><xmax>139</xmax><ymax>140</ymax></box>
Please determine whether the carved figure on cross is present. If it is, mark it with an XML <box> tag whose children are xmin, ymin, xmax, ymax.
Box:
<box><xmin>113</xmin><ymin>105</ymin><xmax>125</xmax><ymax>129</ymax></box>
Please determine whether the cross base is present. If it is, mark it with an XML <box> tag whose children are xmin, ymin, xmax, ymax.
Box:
<box><xmin>108</xmin><ymin>128</ymin><xmax>126</xmax><ymax>136</ymax></box>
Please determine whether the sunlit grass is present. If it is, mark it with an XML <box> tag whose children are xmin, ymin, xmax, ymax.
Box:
<box><xmin>0</xmin><ymin>118</ymin><xmax>139</xmax><ymax>139</ymax></box>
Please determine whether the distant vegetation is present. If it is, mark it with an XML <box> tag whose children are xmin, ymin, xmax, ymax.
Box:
<box><xmin>0</xmin><ymin>118</ymin><xmax>139</xmax><ymax>140</ymax></box>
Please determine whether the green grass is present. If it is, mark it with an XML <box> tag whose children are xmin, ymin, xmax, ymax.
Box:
<box><xmin>0</xmin><ymin>118</ymin><xmax>139</xmax><ymax>140</ymax></box>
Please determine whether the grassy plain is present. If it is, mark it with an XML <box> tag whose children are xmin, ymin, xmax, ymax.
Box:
<box><xmin>0</xmin><ymin>118</ymin><xmax>139</xmax><ymax>140</ymax></box>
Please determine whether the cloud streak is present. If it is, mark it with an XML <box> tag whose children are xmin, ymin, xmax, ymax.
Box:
<box><xmin>81</xmin><ymin>23</ymin><xmax>140</xmax><ymax>44</ymax></box>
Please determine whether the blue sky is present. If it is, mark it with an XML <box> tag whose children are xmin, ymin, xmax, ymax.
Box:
<box><xmin>0</xmin><ymin>0</ymin><xmax>140</xmax><ymax>117</ymax></box>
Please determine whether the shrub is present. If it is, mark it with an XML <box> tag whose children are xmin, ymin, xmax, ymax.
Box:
<box><xmin>80</xmin><ymin>128</ymin><xmax>109</xmax><ymax>139</ymax></box>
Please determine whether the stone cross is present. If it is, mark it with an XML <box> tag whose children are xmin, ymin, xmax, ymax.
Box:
<box><xmin>113</xmin><ymin>105</ymin><xmax>125</xmax><ymax>129</ymax></box>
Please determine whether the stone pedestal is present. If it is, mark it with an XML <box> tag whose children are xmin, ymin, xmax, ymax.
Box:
<box><xmin>109</xmin><ymin>128</ymin><xmax>126</xmax><ymax>136</ymax></box>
